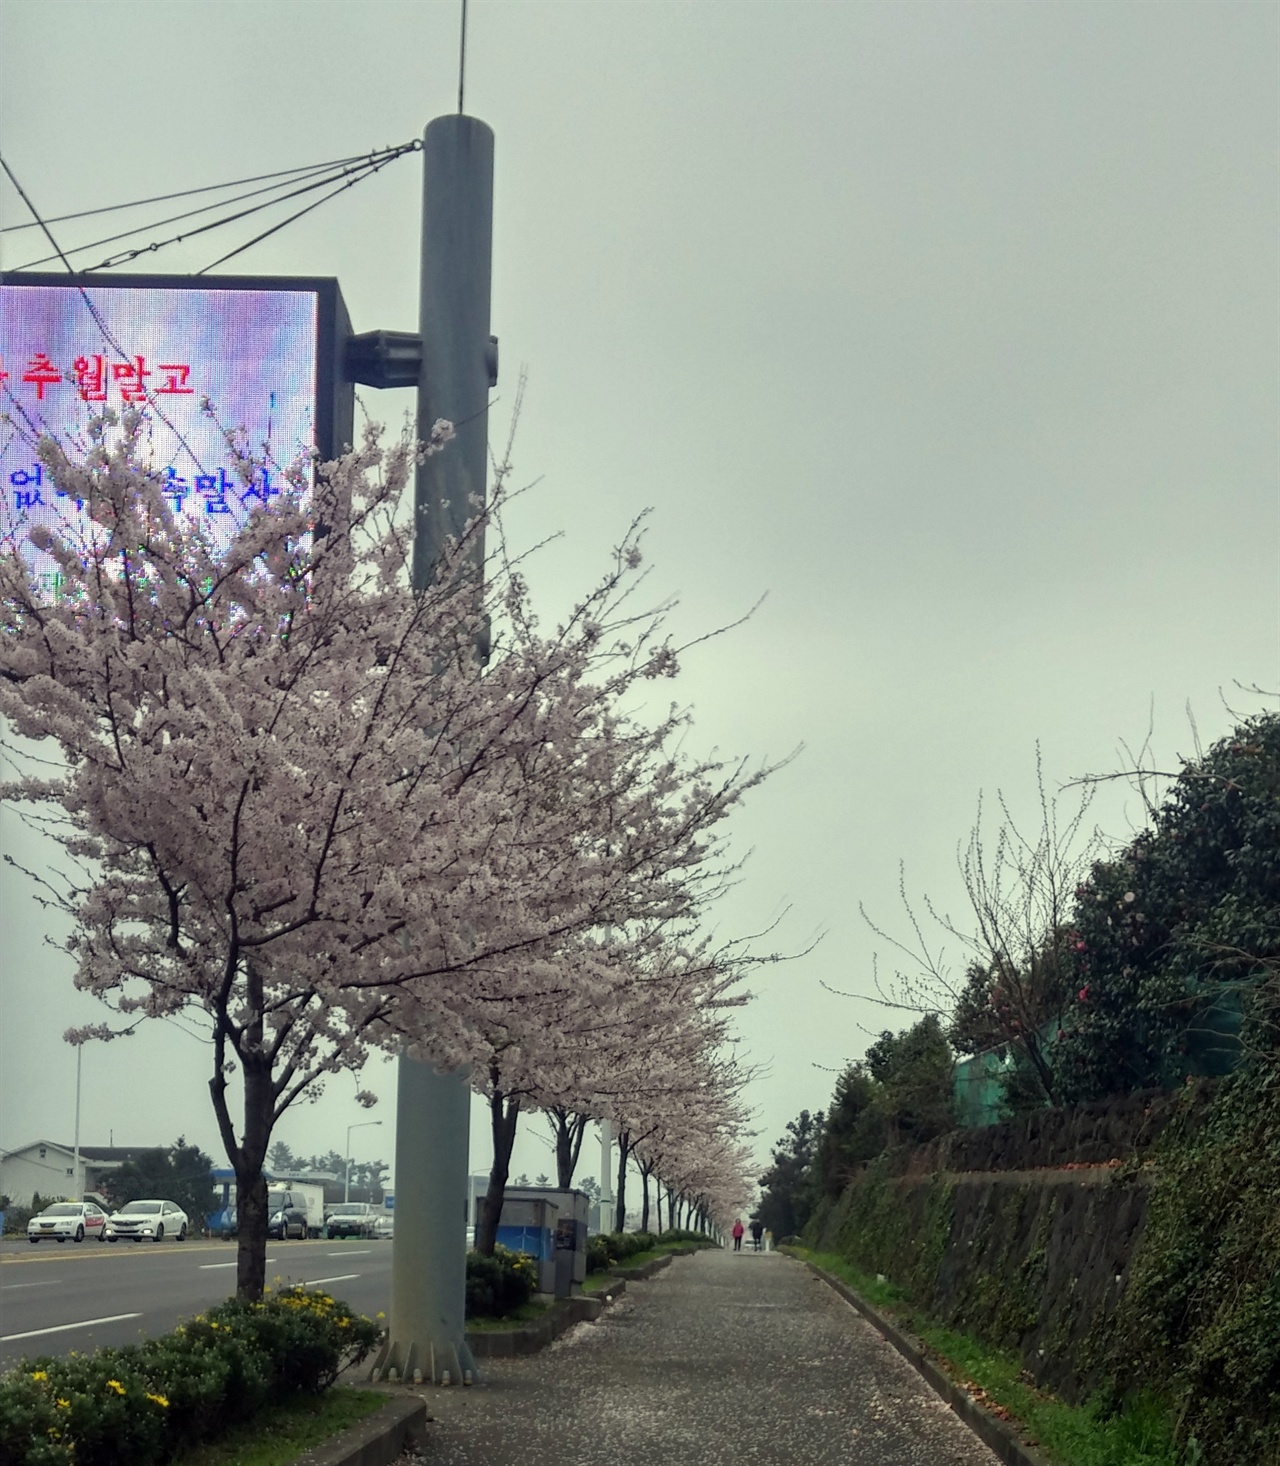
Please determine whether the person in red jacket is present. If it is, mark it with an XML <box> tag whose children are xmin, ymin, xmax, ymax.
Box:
<box><xmin>731</xmin><ymin>1218</ymin><xmax>745</xmax><ymax>1252</ymax></box>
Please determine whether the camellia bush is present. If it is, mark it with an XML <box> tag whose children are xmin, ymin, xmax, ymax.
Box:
<box><xmin>1054</xmin><ymin>712</ymin><xmax>1280</xmax><ymax>1101</ymax></box>
<box><xmin>0</xmin><ymin>1287</ymin><xmax>380</xmax><ymax>1466</ymax></box>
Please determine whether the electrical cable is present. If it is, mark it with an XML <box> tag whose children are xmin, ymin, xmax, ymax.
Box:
<box><xmin>1</xmin><ymin>137</ymin><xmax>417</xmax><ymax>470</ymax></box>
<box><xmin>12</xmin><ymin>142</ymin><xmax>419</xmax><ymax>273</ymax></box>
<box><xmin>0</xmin><ymin>151</ymin><xmax>207</xmax><ymax>472</ymax></box>
<box><xmin>0</xmin><ymin>150</ymin><xmax>384</xmax><ymax>234</ymax></box>
<box><xmin>11</xmin><ymin>155</ymin><xmax>382</xmax><ymax>271</ymax></box>
<box><xmin>195</xmin><ymin>146</ymin><xmax>414</xmax><ymax>274</ymax></box>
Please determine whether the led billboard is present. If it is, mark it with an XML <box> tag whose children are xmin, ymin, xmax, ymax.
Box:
<box><xmin>0</xmin><ymin>273</ymin><xmax>353</xmax><ymax>597</ymax></box>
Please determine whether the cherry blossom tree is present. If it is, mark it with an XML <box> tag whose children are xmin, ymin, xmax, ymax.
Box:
<box><xmin>467</xmin><ymin>930</ymin><xmax>752</xmax><ymax>1252</ymax></box>
<box><xmin>0</xmin><ymin>411</ymin><xmax>771</xmax><ymax>1297</ymax></box>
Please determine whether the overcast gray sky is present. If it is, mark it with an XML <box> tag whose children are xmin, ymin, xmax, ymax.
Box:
<box><xmin>1</xmin><ymin>0</ymin><xmax>1276</xmax><ymax>1194</ymax></box>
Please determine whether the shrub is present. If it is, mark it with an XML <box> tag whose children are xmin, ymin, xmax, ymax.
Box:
<box><xmin>465</xmin><ymin>1245</ymin><xmax>538</xmax><ymax>1319</ymax></box>
<box><xmin>605</xmin><ymin>1230</ymin><xmax>656</xmax><ymax>1263</ymax></box>
<box><xmin>0</xmin><ymin>1287</ymin><xmax>380</xmax><ymax>1466</ymax></box>
<box><xmin>3</xmin><ymin>1194</ymin><xmax>62</xmax><ymax>1237</ymax></box>
<box><xmin>659</xmin><ymin>1228</ymin><xmax>715</xmax><ymax>1247</ymax></box>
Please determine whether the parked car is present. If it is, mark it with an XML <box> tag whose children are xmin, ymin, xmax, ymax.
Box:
<box><xmin>266</xmin><ymin>1189</ymin><xmax>309</xmax><ymax>1240</ymax></box>
<box><xmin>324</xmin><ymin>1202</ymin><xmax>378</xmax><ymax>1239</ymax></box>
<box><xmin>27</xmin><ymin>1201</ymin><xmax>107</xmax><ymax>1244</ymax></box>
<box><xmin>104</xmin><ymin>1199</ymin><xmax>189</xmax><ymax>1242</ymax></box>
<box><xmin>373</xmin><ymin>1212</ymin><xmax>394</xmax><ymax>1240</ymax></box>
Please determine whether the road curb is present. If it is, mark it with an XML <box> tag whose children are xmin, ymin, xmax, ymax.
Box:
<box><xmin>289</xmin><ymin>1393</ymin><xmax>426</xmax><ymax>1466</ymax></box>
<box><xmin>609</xmin><ymin>1251</ymin><xmax>675</xmax><ymax>1281</ymax></box>
<box><xmin>466</xmin><ymin>1292</ymin><xmax>608</xmax><ymax>1358</ymax></box>
<box><xmin>802</xmin><ymin>1261</ymin><xmax>1055</xmax><ymax>1466</ymax></box>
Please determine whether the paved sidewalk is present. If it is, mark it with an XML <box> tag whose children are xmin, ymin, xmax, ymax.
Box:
<box><xmin>416</xmin><ymin>1248</ymin><xmax>1001</xmax><ymax>1465</ymax></box>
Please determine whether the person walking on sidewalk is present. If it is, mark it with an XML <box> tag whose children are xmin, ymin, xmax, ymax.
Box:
<box><xmin>732</xmin><ymin>1218</ymin><xmax>745</xmax><ymax>1252</ymax></box>
<box><xmin>750</xmin><ymin>1218</ymin><xmax>764</xmax><ymax>1252</ymax></box>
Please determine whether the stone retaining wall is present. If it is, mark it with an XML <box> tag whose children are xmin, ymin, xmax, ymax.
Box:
<box><xmin>807</xmin><ymin>1091</ymin><xmax>1203</xmax><ymax>1400</ymax></box>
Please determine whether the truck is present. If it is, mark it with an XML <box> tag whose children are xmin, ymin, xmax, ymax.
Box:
<box><xmin>266</xmin><ymin>1182</ymin><xmax>327</xmax><ymax>1239</ymax></box>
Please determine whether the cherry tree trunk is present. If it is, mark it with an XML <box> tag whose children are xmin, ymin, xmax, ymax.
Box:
<box><xmin>551</xmin><ymin>1109</ymin><xmax>587</xmax><ymax>1190</ymax></box>
<box><xmin>614</xmin><ymin>1130</ymin><xmax>631</xmax><ymax>1233</ymax></box>
<box><xmin>233</xmin><ymin>1052</ymin><xmax>274</xmax><ymax>1301</ymax></box>
<box><xmin>476</xmin><ymin>1087</ymin><xmax>520</xmax><ymax>1255</ymax></box>
<box><xmin>641</xmin><ymin>1169</ymin><xmax>651</xmax><ymax>1232</ymax></box>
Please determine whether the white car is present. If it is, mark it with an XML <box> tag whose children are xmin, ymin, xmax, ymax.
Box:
<box><xmin>373</xmin><ymin>1212</ymin><xmax>394</xmax><ymax>1240</ymax></box>
<box><xmin>104</xmin><ymin>1199</ymin><xmax>189</xmax><ymax>1242</ymax></box>
<box><xmin>27</xmin><ymin>1201</ymin><xmax>108</xmax><ymax>1244</ymax></box>
<box><xmin>325</xmin><ymin>1202</ymin><xmax>378</xmax><ymax>1239</ymax></box>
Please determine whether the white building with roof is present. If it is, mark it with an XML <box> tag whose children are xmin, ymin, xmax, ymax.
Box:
<box><xmin>0</xmin><ymin>1140</ymin><xmax>157</xmax><ymax>1207</ymax></box>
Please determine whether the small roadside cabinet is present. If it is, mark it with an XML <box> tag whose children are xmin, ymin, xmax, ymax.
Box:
<box><xmin>496</xmin><ymin>1187</ymin><xmax>590</xmax><ymax>1297</ymax></box>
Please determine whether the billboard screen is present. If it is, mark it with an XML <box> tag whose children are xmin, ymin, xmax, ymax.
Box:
<box><xmin>0</xmin><ymin>273</ymin><xmax>352</xmax><ymax>597</ymax></box>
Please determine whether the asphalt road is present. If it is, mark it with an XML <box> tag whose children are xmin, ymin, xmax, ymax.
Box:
<box><xmin>0</xmin><ymin>1235</ymin><xmax>391</xmax><ymax>1370</ymax></box>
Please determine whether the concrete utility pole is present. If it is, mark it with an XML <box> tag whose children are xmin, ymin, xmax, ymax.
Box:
<box><xmin>376</xmin><ymin>112</ymin><xmax>495</xmax><ymax>1390</ymax></box>
<box><xmin>599</xmin><ymin>1118</ymin><xmax>613</xmax><ymax>1226</ymax></box>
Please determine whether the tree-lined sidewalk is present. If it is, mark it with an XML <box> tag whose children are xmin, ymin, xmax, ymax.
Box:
<box><xmin>417</xmin><ymin>1249</ymin><xmax>1000</xmax><ymax>1465</ymax></box>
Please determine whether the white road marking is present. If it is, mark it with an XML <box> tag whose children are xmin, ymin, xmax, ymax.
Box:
<box><xmin>303</xmin><ymin>1273</ymin><xmax>359</xmax><ymax>1286</ymax></box>
<box><xmin>1</xmin><ymin>1280</ymin><xmax>61</xmax><ymax>1290</ymax></box>
<box><xmin>199</xmin><ymin>1263</ymin><xmax>235</xmax><ymax>1270</ymax></box>
<box><xmin>2</xmin><ymin>1312</ymin><xmax>141</xmax><ymax>1342</ymax></box>
<box><xmin>327</xmin><ymin>1249</ymin><xmax>372</xmax><ymax>1256</ymax></box>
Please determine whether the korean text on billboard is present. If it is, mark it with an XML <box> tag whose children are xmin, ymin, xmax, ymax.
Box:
<box><xmin>1</xmin><ymin>283</ymin><xmax>319</xmax><ymax>599</ymax></box>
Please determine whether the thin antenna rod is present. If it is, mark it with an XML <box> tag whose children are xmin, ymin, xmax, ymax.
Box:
<box><xmin>458</xmin><ymin>0</ymin><xmax>468</xmax><ymax>114</ymax></box>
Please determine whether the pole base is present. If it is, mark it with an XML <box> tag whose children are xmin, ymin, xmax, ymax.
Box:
<box><xmin>371</xmin><ymin>1331</ymin><xmax>480</xmax><ymax>1387</ymax></box>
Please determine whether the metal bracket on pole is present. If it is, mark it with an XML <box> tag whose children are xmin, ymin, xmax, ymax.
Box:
<box><xmin>346</xmin><ymin>329</ymin><xmax>497</xmax><ymax>391</ymax></box>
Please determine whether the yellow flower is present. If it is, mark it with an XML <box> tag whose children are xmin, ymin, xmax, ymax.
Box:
<box><xmin>30</xmin><ymin>1370</ymin><xmax>48</xmax><ymax>1382</ymax></box>
<box><xmin>145</xmin><ymin>1393</ymin><xmax>170</xmax><ymax>1408</ymax></box>
<box><xmin>375</xmin><ymin>1311</ymin><xmax>385</xmax><ymax>1320</ymax></box>
<box><xmin>106</xmin><ymin>1379</ymin><xmax>126</xmax><ymax>1396</ymax></box>
<box><xmin>56</xmin><ymin>1399</ymin><xmax>70</xmax><ymax>1410</ymax></box>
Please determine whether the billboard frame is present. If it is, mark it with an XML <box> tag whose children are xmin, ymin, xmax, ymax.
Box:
<box><xmin>1</xmin><ymin>271</ymin><xmax>355</xmax><ymax>462</ymax></box>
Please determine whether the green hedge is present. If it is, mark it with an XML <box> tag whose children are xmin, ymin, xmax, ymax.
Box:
<box><xmin>584</xmin><ymin>1231</ymin><xmax>657</xmax><ymax>1273</ymax></box>
<box><xmin>0</xmin><ymin>1287</ymin><xmax>380</xmax><ymax>1466</ymax></box>
<box><xmin>583</xmin><ymin>1228</ymin><xmax>716</xmax><ymax>1274</ymax></box>
<box><xmin>465</xmin><ymin>1245</ymin><xmax>538</xmax><ymax>1318</ymax></box>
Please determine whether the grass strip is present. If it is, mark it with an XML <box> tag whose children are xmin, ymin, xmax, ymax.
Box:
<box><xmin>582</xmin><ymin>1271</ymin><xmax>620</xmax><ymax>1294</ymax></box>
<box><xmin>797</xmin><ymin>1249</ymin><xmax>1185</xmax><ymax>1466</ymax></box>
<box><xmin>465</xmin><ymin>1298</ymin><xmax>552</xmax><ymax>1332</ymax></box>
<box><xmin>169</xmin><ymin>1387</ymin><xmax>387</xmax><ymax>1466</ymax></box>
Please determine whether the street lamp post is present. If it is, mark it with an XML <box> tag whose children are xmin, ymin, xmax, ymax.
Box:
<box><xmin>345</xmin><ymin>1120</ymin><xmax>382</xmax><ymax>1204</ymax></box>
<box><xmin>72</xmin><ymin>1047</ymin><xmax>82</xmax><ymax>1200</ymax></box>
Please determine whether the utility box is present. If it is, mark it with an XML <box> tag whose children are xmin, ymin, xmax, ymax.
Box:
<box><xmin>553</xmin><ymin>1191</ymin><xmax>590</xmax><ymax>1299</ymax></box>
<box><xmin>493</xmin><ymin>1192</ymin><xmax>559</xmax><ymax>1293</ymax></box>
<box><xmin>494</xmin><ymin>1187</ymin><xmax>590</xmax><ymax>1297</ymax></box>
